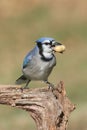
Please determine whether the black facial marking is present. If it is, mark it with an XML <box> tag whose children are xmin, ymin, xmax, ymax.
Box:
<box><xmin>44</xmin><ymin>42</ymin><xmax>50</xmax><ymax>45</ymax></box>
<box><xmin>37</xmin><ymin>42</ymin><xmax>42</xmax><ymax>50</ymax></box>
<box><xmin>37</xmin><ymin>42</ymin><xmax>43</xmax><ymax>56</ymax></box>
<box><xmin>37</xmin><ymin>42</ymin><xmax>54</xmax><ymax>62</ymax></box>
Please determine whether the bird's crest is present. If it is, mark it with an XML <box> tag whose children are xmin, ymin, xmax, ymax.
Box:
<box><xmin>36</xmin><ymin>37</ymin><xmax>55</xmax><ymax>43</ymax></box>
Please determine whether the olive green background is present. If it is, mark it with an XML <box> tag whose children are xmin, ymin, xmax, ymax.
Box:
<box><xmin>0</xmin><ymin>0</ymin><xmax>87</xmax><ymax>130</ymax></box>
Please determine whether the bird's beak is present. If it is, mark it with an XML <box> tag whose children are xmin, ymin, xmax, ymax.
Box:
<box><xmin>52</xmin><ymin>42</ymin><xmax>66</xmax><ymax>53</ymax></box>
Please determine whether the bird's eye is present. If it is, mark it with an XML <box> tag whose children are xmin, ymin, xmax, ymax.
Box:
<box><xmin>44</xmin><ymin>42</ymin><xmax>49</xmax><ymax>45</ymax></box>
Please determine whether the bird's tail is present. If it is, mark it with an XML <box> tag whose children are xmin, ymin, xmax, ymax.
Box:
<box><xmin>15</xmin><ymin>75</ymin><xmax>28</xmax><ymax>85</ymax></box>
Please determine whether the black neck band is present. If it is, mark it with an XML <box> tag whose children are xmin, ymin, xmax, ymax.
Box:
<box><xmin>41</xmin><ymin>54</ymin><xmax>53</xmax><ymax>62</ymax></box>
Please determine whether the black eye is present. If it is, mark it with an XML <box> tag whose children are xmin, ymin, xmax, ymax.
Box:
<box><xmin>44</xmin><ymin>42</ymin><xmax>49</xmax><ymax>45</ymax></box>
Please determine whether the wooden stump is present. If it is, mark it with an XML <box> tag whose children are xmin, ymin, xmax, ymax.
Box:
<box><xmin>0</xmin><ymin>81</ymin><xmax>75</xmax><ymax>130</ymax></box>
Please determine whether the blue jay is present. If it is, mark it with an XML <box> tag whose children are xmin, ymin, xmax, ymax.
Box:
<box><xmin>16</xmin><ymin>37</ymin><xmax>65</xmax><ymax>89</ymax></box>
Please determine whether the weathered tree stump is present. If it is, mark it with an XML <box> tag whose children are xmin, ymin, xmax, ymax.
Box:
<box><xmin>0</xmin><ymin>81</ymin><xmax>75</xmax><ymax>130</ymax></box>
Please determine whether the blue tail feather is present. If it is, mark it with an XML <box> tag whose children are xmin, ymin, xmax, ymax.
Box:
<box><xmin>15</xmin><ymin>75</ymin><xmax>28</xmax><ymax>85</ymax></box>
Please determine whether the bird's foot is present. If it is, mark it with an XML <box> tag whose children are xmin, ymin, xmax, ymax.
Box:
<box><xmin>20</xmin><ymin>87</ymin><xmax>24</xmax><ymax>92</ymax></box>
<box><xmin>48</xmin><ymin>83</ymin><xmax>55</xmax><ymax>91</ymax></box>
<box><xmin>20</xmin><ymin>80</ymin><xmax>30</xmax><ymax>91</ymax></box>
<box><xmin>20</xmin><ymin>85</ymin><xmax>29</xmax><ymax>92</ymax></box>
<box><xmin>44</xmin><ymin>80</ymin><xmax>55</xmax><ymax>91</ymax></box>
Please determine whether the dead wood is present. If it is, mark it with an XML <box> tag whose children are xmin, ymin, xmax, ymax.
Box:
<box><xmin>0</xmin><ymin>81</ymin><xmax>75</xmax><ymax>130</ymax></box>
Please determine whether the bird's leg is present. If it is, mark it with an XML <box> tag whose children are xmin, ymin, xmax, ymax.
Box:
<box><xmin>44</xmin><ymin>80</ymin><xmax>54</xmax><ymax>90</ymax></box>
<box><xmin>24</xmin><ymin>80</ymin><xmax>31</xmax><ymax>89</ymax></box>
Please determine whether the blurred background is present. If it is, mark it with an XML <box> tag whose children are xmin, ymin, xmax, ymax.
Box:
<box><xmin>0</xmin><ymin>0</ymin><xmax>87</xmax><ymax>130</ymax></box>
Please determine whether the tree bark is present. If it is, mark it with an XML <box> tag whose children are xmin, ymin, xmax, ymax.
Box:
<box><xmin>0</xmin><ymin>81</ymin><xmax>75</xmax><ymax>130</ymax></box>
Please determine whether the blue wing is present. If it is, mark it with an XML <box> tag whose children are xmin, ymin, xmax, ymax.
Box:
<box><xmin>23</xmin><ymin>51</ymin><xmax>33</xmax><ymax>69</ymax></box>
<box><xmin>23</xmin><ymin>46</ymin><xmax>38</xmax><ymax>69</ymax></box>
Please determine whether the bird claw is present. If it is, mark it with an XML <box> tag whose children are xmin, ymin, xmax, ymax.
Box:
<box><xmin>44</xmin><ymin>80</ymin><xmax>55</xmax><ymax>91</ymax></box>
<box><xmin>48</xmin><ymin>83</ymin><xmax>54</xmax><ymax>91</ymax></box>
<box><xmin>20</xmin><ymin>86</ymin><xmax>29</xmax><ymax>92</ymax></box>
<box><xmin>20</xmin><ymin>87</ymin><xmax>24</xmax><ymax>92</ymax></box>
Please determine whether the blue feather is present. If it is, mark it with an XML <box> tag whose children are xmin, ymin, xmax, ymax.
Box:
<box><xmin>36</xmin><ymin>37</ymin><xmax>54</xmax><ymax>43</ymax></box>
<box><xmin>23</xmin><ymin>46</ymin><xmax>38</xmax><ymax>68</ymax></box>
<box><xmin>23</xmin><ymin>54</ymin><xmax>32</xmax><ymax>68</ymax></box>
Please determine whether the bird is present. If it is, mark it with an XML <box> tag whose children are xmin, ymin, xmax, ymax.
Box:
<box><xmin>16</xmin><ymin>37</ymin><xmax>65</xmax><ymax>89</ymax></box>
